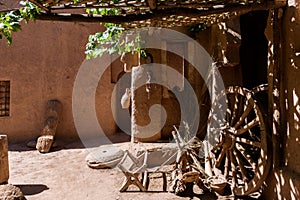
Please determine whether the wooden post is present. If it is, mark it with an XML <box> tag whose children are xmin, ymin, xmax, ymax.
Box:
<box><xmin>0</xmin><ymin>135</ymin><xmax>9</xmax><ymax>184</ymax></box>
<box><xmin>269</xmin><ymin>9</ymin><xmax>283</xmax><ymax>168</ymax></box>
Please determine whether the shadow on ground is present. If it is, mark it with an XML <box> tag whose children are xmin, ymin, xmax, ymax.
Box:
<box><xmin>15</xmin><ymin>184</ymin><xmax>49</xmax><ymax>195</ymax></box>
<box><xmin>8</xmin><ymin>132</ymin><xmax>131</xmax><ymax>152</ymax></box>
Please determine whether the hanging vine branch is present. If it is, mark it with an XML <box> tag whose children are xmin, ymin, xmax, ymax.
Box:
<box><xmin>0</xmin><ymin>1</ymin><xmax>41</xmax><ymax>45</ymax></box>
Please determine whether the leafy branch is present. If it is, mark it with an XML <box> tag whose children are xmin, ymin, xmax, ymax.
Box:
<box><xmin>0</xmin><ymin>1</ymin><xmax>41</xmax><ymax>45</ymax></box>
<box><xmin>0</xmin><ymin>1</ymin><xmax>145</xmax><ymax>58</ymax></box>
<box><xmin>85</xmin><ymin>22</ymin><xmax>146</xmax><ymax>59</ymax></box>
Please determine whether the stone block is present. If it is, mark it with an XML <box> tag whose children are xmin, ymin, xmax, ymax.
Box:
<box><xmin>36</xmin><ymin>135</ymin><xmax>54</xmax><ymax>153</ymax></box>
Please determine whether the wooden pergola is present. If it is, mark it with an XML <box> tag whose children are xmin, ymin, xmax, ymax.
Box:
<box><xmin>28</xmin><ymin>0</ymin><xmax>286</xmax><ymax>28</ymax></box>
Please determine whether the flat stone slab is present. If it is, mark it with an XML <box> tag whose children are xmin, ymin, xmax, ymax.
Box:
<box><xmin>86</xmin><ymin>145</ymin><xmax>124</xmax><ymax>169</ymax></box>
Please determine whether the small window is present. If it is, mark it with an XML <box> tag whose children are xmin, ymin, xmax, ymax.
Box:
<box><xmin>0</xmin><ymin>81</ymin><xmax>10</xmax><ymax>117</ymax></box>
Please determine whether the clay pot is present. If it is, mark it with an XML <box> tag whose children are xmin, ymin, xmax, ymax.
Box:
<box><xmin>121</xmin><ymin>88</ymin><xmax>131</xmax><ymax>109</ymax></box>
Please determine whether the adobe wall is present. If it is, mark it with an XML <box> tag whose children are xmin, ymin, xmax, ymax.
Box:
<box><xmin>0</xmin><ymin>16</ymin><xmax>243</xmax><ymax>144</ymax></box>
<box><xmin>263</xmin><ymin>3</ymin><xmax>300</xmax><ymax>199</ymax></box>
<box><xmin>0</xmin><ymin>20</ymin><xmax>118</xmax><ymax>143</ymax></box>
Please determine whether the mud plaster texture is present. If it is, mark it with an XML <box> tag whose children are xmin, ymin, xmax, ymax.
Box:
<box><xmin>0</xmin><ymin>20</ymin><xmax>120</xmax><ymax>143</ymax></box>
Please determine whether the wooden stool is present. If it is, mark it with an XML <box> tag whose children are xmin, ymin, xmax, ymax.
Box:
<box><xmin>142</xmin><ymin>171</ymin><xmax>167</xmax><ymax>191</ymax></box>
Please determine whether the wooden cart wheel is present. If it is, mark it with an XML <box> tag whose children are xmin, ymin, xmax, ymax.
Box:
<box><xmin>207</xmin><ymin>86</ymin><xmax>271</xmax><ymax>196</ymax></box>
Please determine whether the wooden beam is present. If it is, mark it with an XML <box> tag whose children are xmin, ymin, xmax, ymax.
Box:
<box><xmin>28</xmin><ymin>0</ymin><xmax>50</xmax><ymax>12</ymax></box>
<box><xmin>0</xmin><ymin>8</ymin><xmax>20</xmax><ymax>14</ymax></box>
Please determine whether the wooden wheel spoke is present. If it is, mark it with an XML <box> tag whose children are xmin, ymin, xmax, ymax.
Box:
<box><xmin>215</xmin><ymin>148</ymin><xmax>226</xmax><ymax>168</ymax></box>
<box><xmin>229</xmin><ymin>150</ymin><xmax>237</xmax><ymax>188</ymax></box>
<box><xmin>230</xmin><ymin>94</ymin><xmax>240</xmax><ymax>126</ymax></box>
<box><xmin>235</xmin><ymin>137</ymin><xmax>261</xmax><ymax>148</ymax></box>
<box><xmin>224</xmin><ymin>151</ymin><xmax>230</xmax><ymax>179</ymax></box>
<box><xmin>234</xmin><ymin>101</ymin><xmax>254</xmax><ymax>129</ymax></box>
<box><xmin>236</xmin><ymin>117</ymin><xmax>259</xmax><ymax>135</ymax></box>
<box><xmin>233</xmin><ymin>148</ymin><xmax>248</xmax><ymax>183</ymax></box>
<box><xmin>212</xmin><ymin>141</ymin><xmax>222</xmax><ymax>152</ymax></box>
<box><xmin>236</xmin><ymin>143</ymin><xmax>257</xmax><ymax>170</ymax></box>
<box><xmin>226</xmin><ymin>107</ymin><xmax>232</xmax><ymax>122</ymax></box>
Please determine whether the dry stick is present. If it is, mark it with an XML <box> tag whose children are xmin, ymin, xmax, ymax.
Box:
<box><xmin>189</xmin><ymin>151</ymin><xmax>209</xmax><ymax>178</ymax></box>
<box><xmin>172</xmin><ymin>131</ymin><xmax>183</xmax><ymax>163</ymax></box>
<box><xmin>173</xmin><ymin>126</ymin><xmax>185</xmax><ymax>145</ymax></box>
<box><xmin>204</xmin><ymin>141</ymin><xmax>213</xmax><ymax>177</ymax></box>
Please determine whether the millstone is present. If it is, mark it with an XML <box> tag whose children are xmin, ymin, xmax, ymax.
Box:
<box><xmin>86</xmin><ymin>145</ymin><xmax>124</xmax><ymax>169</ymax></box>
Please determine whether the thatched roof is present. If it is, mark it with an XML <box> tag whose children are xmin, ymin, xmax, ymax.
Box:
<box><xmin>24</xmin><ymin>0</ymin><xmax>287</xmax><ymax>27</ymax></box>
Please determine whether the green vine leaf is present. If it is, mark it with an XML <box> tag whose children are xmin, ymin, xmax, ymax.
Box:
<box><xmin>0</xmin><ymin>1</ymin><xmax>40</xmax><ymax>45</ymax></box>
<box><xmin>85</xmin><ymin>22</ymin><xmax>146</xmax><ymax>59</ymax></box>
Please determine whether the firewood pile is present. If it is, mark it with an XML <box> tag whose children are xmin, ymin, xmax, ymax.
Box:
<box><xmin>169</xmin><ymin>128</ymin><xmax>228</xmax><ymax>196</ymax></box>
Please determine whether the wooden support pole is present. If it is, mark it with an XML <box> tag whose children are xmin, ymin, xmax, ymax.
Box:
<box><xmin>0</xmin><ymin>135</ymin><xmax>9</xmax><ymax>184</ymax></box>
<box><xmin>269</xmin><ymin>8</ymin><xmax>283</xmax><ymax>168</ymax></box>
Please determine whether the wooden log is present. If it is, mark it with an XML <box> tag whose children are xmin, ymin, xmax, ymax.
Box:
<box><xmin>182</xmin><ymin>171</ymin><xmax>200</xmax><ymax>183</ymax></box>
<box><xmin>36</xmin><ymin>100</ymin><xmax>62</xmax><ymax>153</ymax></box>
<box><xmin>170</xmin><ymin>169</ymin><xmax>186</xmax><ymax>195</ymax></box>
<box><xmin>0</xmin><ymin>135</ymin><xmax>9</xmax><ymax>184</ymax></box>
<box><xmin>40</xmin><ymin>117</ymin><xmax>58</xmax><ymax>136</ymax></box>
<box><xmin>46</xmin><ymin>99</ymin><xmax>62</xmax><ymax>119</ymax></box>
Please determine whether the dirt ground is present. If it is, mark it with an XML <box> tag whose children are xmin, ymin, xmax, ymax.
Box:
<box><xmin>7</xmin><ymin>138</ymin><xmax>246</xmax><ymax>200</ymax></box>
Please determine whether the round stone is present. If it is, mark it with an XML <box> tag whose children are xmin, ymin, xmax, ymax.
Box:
<box><xmin>0</xmin><ymin>184</ymin><xmax>26</xmax><ymax>200</ymax></box>
<box><xmin>86</xmin><ymin>145</ymin><xmax>124</xmax><ymax>169</ymax></box>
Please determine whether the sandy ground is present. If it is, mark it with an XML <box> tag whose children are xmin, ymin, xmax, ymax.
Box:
<box><xmin>6</xmin><ymin>138</ymin><xmax>240</xmax><ymax>200</ymax></box>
